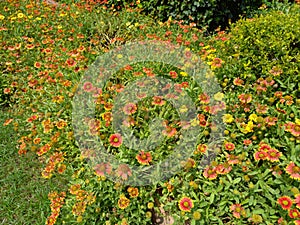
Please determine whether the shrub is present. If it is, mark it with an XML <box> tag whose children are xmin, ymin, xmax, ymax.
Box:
<box><xmin>100</xmin><ymin>0</ymin><xmax>298</xmax><ymax>32</ymax></box>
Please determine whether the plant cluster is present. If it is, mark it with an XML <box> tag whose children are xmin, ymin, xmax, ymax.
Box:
<box><xmin>1</xmin><ymin>0</ymin><xmax>300</xmax><ymax>224</ymax></box>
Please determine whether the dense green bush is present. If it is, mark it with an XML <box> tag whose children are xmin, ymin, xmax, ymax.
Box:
<box><xmin>100</xmin><ymin>0</ymin><xmax>298</xmax><ymax>32</ymax></box>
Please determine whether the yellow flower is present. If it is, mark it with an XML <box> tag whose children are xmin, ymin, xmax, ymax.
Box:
<box><xmin>179</xmin><ymin>105</ymin><xmax>188</xmax><ymax>113</ymax></box>
<box><xmin>241</xmin><ymin>121</ymin><xmax>254</xmax><ymax>134</ymax></box>
<box><xmin>0</xmin><ymin>14</ymin><xmax>5</xmax><ymax>20</ymax></box>
<box><xmin>17</xmin><ymin>13</ymin><xmax>24</xmax><ymax>18</ymax></box>
<box><xmin>180</xmin><ymin>71</ymin><xmax>188</xmax><ymax>77</ymax></box>
<box><xmin>117</xmin><ymin>54</ymin><xmax>123</xmax><ymax>59</ymax></box>
<box><xmin>251</xmin><ymin>214</ymin><xmax>263</xmax><ymax>224</ymax></box>
<box><xmin>249</xmin><ymin>114</ymin><xmax>258</xmax><ymax>122</ymax></box>
<box><xmin>57</xmin><ymin>25</ymin><xmax>63</xmax><ymax>29</ymax></box>
<box><xmin>193</xmin><ymin>211</ymin><xmax>201</xmax><ymax>220</ymax></box>
<box><xmin>214</xmin><ymin>92</ymin><xmax>224</xmax><ymax>101</ymax></box>
<box><xmin>296</xmin><ymin>118</ymin><xmax>300</xmax><ymax>125</ymax></box>
<box><xmin>223</xmin><ymin>114</ymin><xmax>234</xmax><ymax>123</ymax></box>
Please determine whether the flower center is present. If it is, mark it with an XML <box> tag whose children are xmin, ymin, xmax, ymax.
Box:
<box><xmin>183</xmin><ymin>202</ymin><xmax>189</xmax><ymax>207</ymax></box>
<box><xmin>292</xmin><ymin>166</ymin><xmax>300</xmax><ymax>173</ymax></box>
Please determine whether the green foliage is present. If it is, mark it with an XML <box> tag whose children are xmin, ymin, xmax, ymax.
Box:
<box><xmin>102</xmin><ymin>0</ymin><xmax>298</xmax><ymax>32</ymax></box>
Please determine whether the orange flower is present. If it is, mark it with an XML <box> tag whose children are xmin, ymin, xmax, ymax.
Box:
<box><xmin>152</xmin><ymin>96</ymin><xmax>165</xmax><ymax>106</ymax></box>
<box><xmin>266</xmin><ymin>148</ymin><xmax>282</xmax><ymax>162</ymax></box>
<box><xmin>37</xmin><ymin>143</ymin><xmax>51</xmax><ymax>156</ymax></box>
<box><xmin>254</xmin><ymin>151</ymin><xmax>268</xmax><ymax>161</ymax></box>
<box><xmin>178</xmin><ymin>197</ymin><xmax>194</xmax><ymax>212</ymax></box>
<box><xmin>72</xmin><ymin>201</ymin><xmax>86</xmax><ymax>216</ymax></box>
<box><xmin>3</xmin><ymin>118</ymin><xmax>13</xmax><ymax>126</ymax></box>
<box><xmin>57</xmin><ymin>164</ymin><xmax>66</xmax><ymax>174</ymax></box>
<box><xmin>291</xmin><ymin>124</ymin><xmax>300</xmax><ymax>137</ymax></box>
<box><xmin>66</xmin><ymin>58</ymin><xmax>76</xmax><ymax>67</ymax></box>
<box><xmin>123</xmin><ymin>103</ymin><xmax>137</xmax><ymax>115</ymax></box>
<box><xmin>3</xmin><ymin>88</ymin><xmax>11</xmax><ymax>94</ymax></box>
<box><xmin>69</xmin><ymin>184</ymin><xmax>81</xmax><ymax>195</ymax></box>
<box><xmin>289</xmin><ymin>209</ymin><xmax>300</xmax><ymax>219</ymax></box>
<box><xmin>94</xmin><ymin>163</ymin><xmax>112</xmax><ymax>177</ymax></box>
<box><xmin>116</xmin><ymin>164</ymin><xmax>132</xmax><ymax>180</ymax></box>
<box><xmin>278</xmin><ymin>196</ymin><xmax>293</xmax><ymax>210</ymax></box>
<box><xmin>55</xmin><ymin>120</ymin><xmax>67</xmax><ymax>129</ymax></box>
<box><xmin>109</xmin><ymin>133</ymin><xmax>122</xmax><ymax>147</ymax></box>
<box><xmin>127</xmin><ymin>187</ymin><xmax>139</xmax><ymax>198</ymax></box>
<box><xmin>203</xmin><ymin>166</ymin><xmax>217</xmax><ymax>180</ymax></box>
<box><xmin>230</xmin><ymin>204</ymin><xmax>245</xmax><ymax>218</ymax></box>
<box><xmin>195</xmin><ymin>144</ymin><xmax>207</xmax><ymax>154</ymax></box>
<box><xmin>224</xmin><ymin>142</ymin><xmax>235</xmax><ymax>151</ymax></box>
<box><xmin>136</xmin><ymin>151</ymin><xmax>152</xmax><ymax>165</ymax></box>
<box><xmin>34</xmin><ymin>62</ymin><xmax>42</xmax><ymax>68</ymax></box>
<box><xmin>238</xmin><ymin>93</ymin><xmax>252</xmax><ymax>104</ymax></box>
<box><xmin>286</xmin><ymin>162</ymin><xmax>300</xmax><ymax>180</ymax></box>
<box><xmin>118</xmin><ymin>195</ymin><xmax>130</xmax><ymax>209</ymax></box>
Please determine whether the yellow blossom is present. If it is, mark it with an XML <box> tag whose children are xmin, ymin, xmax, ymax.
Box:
<box><xmin>0</xmin><ymin>14</ymin><xmax>5</xmax><ymax>20</ymax></box>
<box><xmin>17</xmin><ymin>13</ymin><xmax>24</xmax><ymax>18</ymax></box>
<box><xmin>180</xmin><ymin>71</ymin><xmax>188</xmax><ymax>77</ymax></box>
<box><xmin>214</xmin><ymin>92</ymin><xmax>224</xmax><ymax>101</ymax></box>
<box><xmin>223</xmin><ymin>114</ymin><xmax>234</xmax><ymax>123</ymax></box>
<box><xmin>296</xmin><ymin>118</ymin><xmax>300</xmax><ymax>125</ymax></box>
<box><xmin>249</xmin><ymin>114</ymin><xmax>258</xmax><ymax>122</ymax></box>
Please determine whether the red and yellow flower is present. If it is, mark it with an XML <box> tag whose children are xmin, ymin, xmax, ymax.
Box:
<box><xmin>178</xmin><ymin>197</ymin><xmax>194</xmax><ymax>212</ymax></box>
<box><xmin>278</xmin><ymin>196</ymin><xmax>293</xmax><ymax>210</ymax></box>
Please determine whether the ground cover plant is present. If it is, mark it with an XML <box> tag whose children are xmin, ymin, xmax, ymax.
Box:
<box><xmin>0</xmin><ymin>0</ymin><xmax>300</xmax><ymax>224</ymax></box>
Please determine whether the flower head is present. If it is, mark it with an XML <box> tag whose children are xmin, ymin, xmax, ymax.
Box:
<box><xmin>178</xmin><ymin>197</ymin><xmax>194</xmax><ymax>212</ymax></box>
<box><xmin>230</xmin><ymin>204</ymin><xmax>245</xmax><ymax>218</ymax></box>
<box><xmin>278</xmin><ymin>196</ymin><xmax>293</xmax><ymax>210</ymax></box>
<box><xmin>136</xmin><ymin>151</ymin><xmax>152</xmax><ymax>165</ymax></box>
<box><xmin>118</xmin><ymin>195</ymin><xmax>130</xmax><ymax>209</ymax></box>
<box><xmin>286</xmin><ymin>162</ymin><xmax>300</xmax><ymax>180</ymax></box>
<box><xmin>109</xmin><ymin>133</ymin><xmax>122</xmax><ymax>147</ymax></box>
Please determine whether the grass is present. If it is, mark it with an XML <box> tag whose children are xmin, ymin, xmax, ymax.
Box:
<box><xmin>0</xmin><ymin>107</ymin><xmax>68</xmax><ymax>225</ymax></box>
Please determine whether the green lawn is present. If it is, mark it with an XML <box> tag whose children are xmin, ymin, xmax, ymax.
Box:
<box><xmin>0</xmin><ymin>108</ymin><xmax>68</xmax><ymax>225</ymax></box>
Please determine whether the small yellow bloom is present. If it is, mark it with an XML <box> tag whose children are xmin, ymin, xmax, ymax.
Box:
<box><xmin>223</xmin><ymin>114</ymin><xmax>234</xmax><ymax>123</ymax></box>
<box><xmin>35</xmin><ymin>17</ymin><xmax>41</xmax><ymax>21</ymax></box>
<box><xmin>180</xmin><ymin>71</ymin><xmax>188</xmax><ymax>77</ymax></box>
<box><xmin>296</xmin><ymin>118</ymin><xmax>300</xmax><ymax>125</ymax></box>
<box><xmin>193</xmin><ymin>211</ymin><xmax>201</xmax><ymax>220</ymax></box>
<box><xmin>249</xmin><ymin>114</ymin><xmax>258</xmax><ymax>122</ymax></box>
<box><xmin>214</xmin><ymin>92</ymin><xmax>224</xmax><ymax>101</ymax></box>
<box><xmin>17</xmin><ymin>13</ymin><xmax>24</xmax><ymax>18</ymax></box>
<box><xmin>179</xmin><ymin>105</ymin><xmax>188</xmax><ymax>113</ymax></box>
<box><xmin>117</xmin><ymin>54</ymin><xmax>123</xmax><ymax>59</ymax></box>
<box><xmin>57</xmin><ymin>25</ymin><xmax>63</xmax><ymax>29</ymax></box>
<box><xmin>0</xmin><ymin>14</ymin><xmax>5</xmax><ymax>20</ymax></box>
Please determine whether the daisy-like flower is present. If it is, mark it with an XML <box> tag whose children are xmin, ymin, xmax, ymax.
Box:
<box><xmin>127</xmin><ymin>187</ymin><xmax>139</xmax><ymax>198</ymax></box>
<box><xmin>195</xmin><ymin>144</ymin><xmax>207</xmax><ymax>154</ymax></box>
<box><xmin>254</xmin><ymin>151</ymin><xmax>268</xmax><ymax>161</ymax></box>
<box><xmin>243</xmin><ymin>139</ymin><xmax>252</xmax><ymax>146</ymax></box>
<box><xmin>216</xmin><ymin>163</ymin><xmax>232</xmax><ymax>175</ymax></box>
<box><xmin>169</xmin><ymin>70</ymin><xmax>178</xmax><ymax>79</ymax></box>
<box><xmin>118</xmin><ymin>195</ymin><xmax>130</xmax><ymax>209</ymax></box>
<box><xmin>116</xmin><ymin>164</ymin><xmax>132</xmax><ymax>180</ymax></box>
<box><xmin>286</xmin><ymin>162</ymin><xmax>300</xmax><ymax>180</ymax></box>
<box><xmin>109</xmin><ymin>133</ymin><xmax>122</xmax><ymax>147</ymax></box>
<box><xmin>266</xmin><ymin>148</ymin><xmax>282</xmax><ymax>162</ymax></box>
<box><xmin>152</xmin><ymin>96</ymin><xmax>165</xmax><ymax>106</ymax></box>
<box><xmin>222</xmin><ymin>114</ymin><xmax>234</xmax><ymax>123</ymax></box>
<box><xmin>230</xmin><ymin>204</ymin><xmax>246</xmax><ymax>218</ymax></box>
<box><xmin>203</xmin><ymin>166</ymin><xmax>217</xmax><ymax>180</ymax></box>
<box><xmin>94</xmin><ymin>163</ymin><xmax>112</xmax><ymax>177</ymax></box>
<box><xmin>233</xmin><ymin>78</ymin><xmax>244</xmax><ymax>86</ymax></box>
<box><xmin>224</xmin><ymin>142</ymin><xmax>235</xmax><ymax>151</ymax></box>
<box><xmin>34</xmin><ymin>62</ymin><xmax>42</xmax><ymax>69</ymax></box>
<box><xmin>199</xmin><ymin>93</ymin><xmax>210</xmax><ymax>104</ymax></box>
<box><xmin>238</xmin><ymin>93</ymin><xmax>252</xmax><ymax>104</ymax></box>
<box><xmin>66</xmin><ymin>58</ymin><xmax>76</xmax><ymax>67</ymax></box>
<box><xmin>227</xmin><ymin>154</ymin><xmax>240</xmax><ymax>165</ymax></box>
<box><xmin>291</xmin><ymin>124</ymin><xmax>300</xmax><ymax>137</ymax></box>
<box><xmin>123</xmin><ymin>103</ymin><xmax>137</xmax><ymax>115</ymax></box>
<box><xmin>258</xmin><ymin>144</ymin><xmax>271</xmax><ymax>152</ymax></box>
<box><xmin>295</xmin><ymin>194</ymin><xmax>300</xmax><ymax>209</ymax></box>
<box><xmin>265</xmin><ymin>116</ymin><xmax>278</xmax><ymax>126</ymax></box>
<box><xmin>295</xmin><ymin>220</ymin><xmax>300</xmax><ymax>225</ymax></box>
<box><xmin>136</xmin><ymin>151</ymin><xmax>152</xmax><ymax>165</ymax></box>
<box><xmin>83</xmin><ymin>82</ymin><xmax>94</xmax><ymax>92</ymax></box>
<box><xmin>289</xmin><ymin>209</ymin><xmax>300</xmax><ymax>219</ymax></box>
<box><xmin>278</xmin><ymin>196</ymin><xmax>293</xmax><ymax>210</ymax></box>
<box><xmin>162</xmin><ymin>126</ymin><xmax>177</xmax><ymax>137</ymax></box>
<box><xmin>178</xmin><ymin>197</ymin><xmax>194</xmax><ymax>212</ymax></box>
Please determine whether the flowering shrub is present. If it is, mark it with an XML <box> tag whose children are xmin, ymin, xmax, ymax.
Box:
<box><xmin>1</xmin><ymin>0</ymin><xmax>300</xmax><ymax>224</ymax></box>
